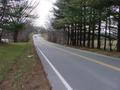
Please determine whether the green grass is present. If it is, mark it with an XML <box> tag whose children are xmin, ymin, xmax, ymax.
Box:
<box><xmin>10</xmin><ymin>41</ymin><xmax>35</xmax><ymax>89</ymax></box>
<box><xmin>0</xmin><ymin>43</ymin><xmax>27</xmax><ymax>82</ymax></box>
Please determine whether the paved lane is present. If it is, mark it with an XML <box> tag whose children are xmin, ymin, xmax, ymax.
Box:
<box><xmin>33</xmin><ymin>34</ymin><xmax>120</xmax><ymax>90</ymax></box>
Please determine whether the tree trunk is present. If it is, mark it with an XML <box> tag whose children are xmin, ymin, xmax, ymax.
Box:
<box><xmin>0</xmin><ymin>30</ymin><xmax>3</xmax><ymax>43</ymax></box>
<box><xmin>79</xmin><ymin>23</ymin><xmax>82</xmax><ymax>47</ymax></box>
<box><xmin>108</xmin><ymin>16</ymin><xmax>112</xmax><ymax>51</ymax></box>
<box><xmin>97</xmin><ymin>12</ymin><xmax>101</xmax><ymax>49</ymax></box>
<box><xmin>92</xmin><ymin>24</ymin><xmax>95</xmax><ymax>48</ymax></box>
<box><xmin>87</xmin><ymin>10</ymin><xmax>92</xmax><ymax>48</ymax></box>
<box><xmin>117</xmin><ymin>6</ymin><xmax>120</xmax><ymax>52</ymax></box>
<box><xmin>117</xmin><ymin>18</ymin><xmax>120</xmax><ymax>51</ymax></box>
<box><xmin>83</xmin><ymin>1</ymin><xmax>86</xmax><ymax>47</ymax></box>
<box><xmin>91</xmin><ymin>10</ymin><xmax>95</xmax><ymax>48</ymax></box>
<box><xmin>104</xmin><ymin>17</ymin><xmax>108</xmax><ymax>50</ymax></box>
<box><xmin>83</xmin><ymin>14</ymin><xmax>86</xmax><ymax>47</ymax></box>
<box><xmin>76</xmin><ymin>24</ymin><xmax>79</xmax><ymax>46</ymax></box>
<box><xmin>66</xmin><ymin>25</ymin><xmax>70</xmax><ymax>45</ymax></box>
<box><xmin>72</xmin><ymin>24</ymin><xmax>75</xmax><ymax>46</ymax></box>
<box><xmin>87</xmin><ymin>25</ymin><xmax>91</xmax><ymax>48</ymax></box>
<box><xmin>74</xmin><ymin>23</ymin><xmax>77</xmax><ymax>46</ymax></box>
<box><xmin>13</xmin><ymin>30</ymin><xmax>19</xmax><ymax>42</ymax></box>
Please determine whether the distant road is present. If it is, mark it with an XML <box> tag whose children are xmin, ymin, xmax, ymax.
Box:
<box><xmin>33</xmin><ymin>34</ymin><xmax>120</xmax><ymax>90</ymax></box>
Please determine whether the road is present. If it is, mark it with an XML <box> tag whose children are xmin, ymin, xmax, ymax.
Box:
<box><xmin>33</xmin><ymin>34</ymin><xmax>120</xmax><ymax>90</ymax></box>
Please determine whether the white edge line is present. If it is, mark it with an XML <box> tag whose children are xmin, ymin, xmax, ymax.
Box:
<box><xmin>36</xmin><ymin>46</ymin><xmax>73</xmax><ymax>90</ymax></box>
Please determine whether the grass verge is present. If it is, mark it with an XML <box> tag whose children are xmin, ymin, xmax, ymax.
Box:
<box><xmin>0</xmin><ymin>43</ymin><xmax>27</xmax><ymax>82</ymax></box>
<box><xmin>0</xmin><ymin>41</ymin><xmax>50</xmax><ymax>90</ymax></box>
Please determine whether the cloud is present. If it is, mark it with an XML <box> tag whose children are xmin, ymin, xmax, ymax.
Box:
<box><xmin>32</xmin><ymin>0</ymin><xmax>57</xmax><ymax>27</ymax></box>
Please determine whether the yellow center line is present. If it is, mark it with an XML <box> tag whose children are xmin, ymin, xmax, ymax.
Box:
<box><xmin>41</xmin><ymin>38</ymin><xmax>120</xmax><ymax>72</ymax></box>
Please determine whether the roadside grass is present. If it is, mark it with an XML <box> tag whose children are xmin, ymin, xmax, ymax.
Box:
<box><xmin>10</xmin><ymin>41</ymin><xmax>34</xmax><ymax>89</ymax></box>
<box><xmin>0</xmin><ymin>41</ymin><xmax>50</xmax><ymax>90</ymax></box>
<box><xmin>0</xmin><ymin>43</ymin><xmax>27</xmax><ymax>82</ymax></box>
<box><xmin>77</xmin><ymin>47</ymin><xmax>120</xmax><ymax>58</ymax></box>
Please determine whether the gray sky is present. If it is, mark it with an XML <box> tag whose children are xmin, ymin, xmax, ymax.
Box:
<box><xmin>29</xmin><ymin>0</ymin><xmax>57</xmax><ymax>27</ymax></box>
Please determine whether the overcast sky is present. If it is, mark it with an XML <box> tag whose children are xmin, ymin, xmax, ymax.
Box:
<box><xmin>29</xmin><ymin>0</ymin><xmax>57</xmax><ymax>27</ymax></box>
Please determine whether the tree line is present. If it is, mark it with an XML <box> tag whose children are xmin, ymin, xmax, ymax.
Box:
<box><xmin>0</xmin><ymin>0</ymin><xmax>37</xmax><ymax>42</ymax></box>
<box><xmin>52</xmin><ymin>0</ymin><xmax>120</xmax><ymax>51</ymax></box>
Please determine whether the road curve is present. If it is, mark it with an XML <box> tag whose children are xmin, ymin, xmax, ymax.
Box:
<box><xmin>33</xmin><ymin>34</ymin><xmax>120</xmax><ymax>90</ymax></box>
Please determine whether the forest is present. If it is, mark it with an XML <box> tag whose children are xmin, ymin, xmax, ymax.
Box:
<box><xmin>52</xmin><ymin>0</ymin><xmax>120</xmax><ymax>52</ymax></box>
<box><xmin>0</xmin><ymin>0</ymin><xmax>36</xmax><ymax>42</ymax></box>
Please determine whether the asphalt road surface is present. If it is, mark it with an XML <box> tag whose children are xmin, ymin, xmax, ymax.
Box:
<box><xmin>33</xmin><ymin>34</ymin><xmax>120</xmax><ymax>90</ymax></box>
